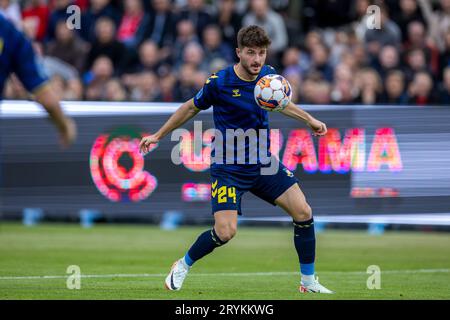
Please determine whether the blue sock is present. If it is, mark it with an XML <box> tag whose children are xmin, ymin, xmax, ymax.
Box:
<box><xmin>185</xmin><ymin>228</ymin><xmax>228</xmax><ymax>266</ymax></box>
<box><xmin>183</xmin><ymin>253</ymin><xmax>194</xmax><ymax>267</ymax></box>
<box><xmin>293</xmin><ymin>218</ymin><xmax>316</xmax><ymax>276</ymax></box>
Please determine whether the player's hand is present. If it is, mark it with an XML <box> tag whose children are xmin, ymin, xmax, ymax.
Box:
<box><xmin>59</xmin><ymin>117</ymin><xmax>77</xmax><ymax>149</ymax></box>
<box><xmin>139</xmin><ymin>134</ymin><xmax>160</xmax><ymax>155</ymax></box>
<box><xmin>308</xmin><ymin>118</ymin><xmax>327</xmax><ymax>136</ymax></box>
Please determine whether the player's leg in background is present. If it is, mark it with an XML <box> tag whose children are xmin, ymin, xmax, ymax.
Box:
<box><xmin>274</xmin><ymin>184</ymin><xmax>316</xmax><ymax>283</ymax></box>
<box><xmin>165</xmin><ymin>172</ymin><xmax>244</xmax><ymax>290</ymax></box>
<box><xmin>183</xmin><ymin>210</ymin><xmax>238</xmax><ymax>267</ymax></box>
<box><xmin>165</xmin><ymin>210</ymin><xmax>238</xmax><ymax>290</ymax></box>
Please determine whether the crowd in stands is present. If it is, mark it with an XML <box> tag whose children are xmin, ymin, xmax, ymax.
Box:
<box><xmin>1</xmin><ymin>0</ymin><xmax>449</xmax><ymax>105</ymax></box>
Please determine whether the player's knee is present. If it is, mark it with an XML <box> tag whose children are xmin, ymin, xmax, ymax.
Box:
<box><xmin>215</xmin><ymin>223</ymin><xmax>237</xmax><ymax>242</ymax></box>
<box><xmin>295</xmin><ymin>202</ymin><xmax>312</xmax><ymax>221</ymax></box>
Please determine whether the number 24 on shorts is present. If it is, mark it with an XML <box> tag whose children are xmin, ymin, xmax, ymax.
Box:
<box><xmin>212</xmin><ymin>181</ymin><xmax>236</xmax><ymax>204</ymax></box>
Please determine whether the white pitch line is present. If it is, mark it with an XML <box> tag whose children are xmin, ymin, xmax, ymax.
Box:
<box><xmin>0</xmin><ymin>269</ymin><xmax>448</xmax><ymax>281</ymax></box>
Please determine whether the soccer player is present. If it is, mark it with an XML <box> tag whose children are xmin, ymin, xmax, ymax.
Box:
<box><xmin>0</xmin><ymin>15</ymin><xmax>76</xmax><ymax>147</ymax></box>
<box><xmin>140</xmin><ymin>25</ymin><xmax>333</xmax><ymax>294</ymax></box>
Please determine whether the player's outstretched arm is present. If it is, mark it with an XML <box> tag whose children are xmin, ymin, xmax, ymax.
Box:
<box><xmin>33</xmin><ymin>85</ymin><xmax>77</xmax><ymax>148</ymax></box>
<box><xmin>280</xmin><ymin>101</ymin><xmax>327</xmax><ymax>136</ymax></box>
<box><xmin>139</xmin><ymin>98</ymin><xmax>200</xmax><ymax>154</ymax></box>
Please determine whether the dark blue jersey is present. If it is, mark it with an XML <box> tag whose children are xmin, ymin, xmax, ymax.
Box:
<box><xmin>193</xmin><ymin>64</ymin><xmax>277</xmax><ymax>172</ymax></box>
<box><xmin>0</xmin><ymin>15</ymin><xmax>48</xmax><ymax>100</ymax></box>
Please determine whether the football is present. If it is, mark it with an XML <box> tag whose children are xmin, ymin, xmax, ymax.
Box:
<box><xmin>254</xmin><ymin>74</ymin><xmax>292</xmax><ymax>112</ymax></box>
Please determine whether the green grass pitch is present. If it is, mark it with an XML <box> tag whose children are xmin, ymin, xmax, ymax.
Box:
<box><xmin>0</xmin><ymin>223</ymin><xmax>449</xmax><ymax>300</ymax></box>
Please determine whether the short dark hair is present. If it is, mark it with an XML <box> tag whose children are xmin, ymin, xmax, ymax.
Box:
<box><xmin>237</xmin><ymin>25</ymin><xmax>271</xmax><ymax>49</ymax></box>
<box><xmin>386</xmin><ymin>69</ymin><xmax>405</xmax><ymax>81</ymax></box>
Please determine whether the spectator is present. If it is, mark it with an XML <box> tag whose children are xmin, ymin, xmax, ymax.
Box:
<box><xmin>135</xmin><ymin>40</ymin><xmax>161</xmax><ymax>72</ymax></box>
<box><xmin>311</xmin><ymin>80</ymin><xmax>332</xmax><ymax>104</ymax></box>
<box><xmin>177</xmin><ymin>0</ymin><xmax>213</xmax><ymax>41</ymax></box>
<box><xmin>364</xmin><ymin>5</ymin><xmax>402</xmax><ymax>57</ymax></box>
<box><xmin>341</xmin><ymin>43</ymin><xmax>369</xmax><ymax>71</ymax></box>
<box><xmin>46</xmin><ymin>0</ymin><xmax>73</xmax><ymax>41</ymax></box>
<box><xmin>407</xmin><ymin>71</ymin><xmax>438</xmax><ymax>105</ymax></box>
<box><xmin>403</xmin><ymin>20</ymin><xmax>440</xmax><ymax>76</ymax></box>
<box><xmin>214</xmin><ymin>0</ymin><xmax>243</xmax><ymax>49</ymax></box>
<box><xmin>304</xmin><ymin>30</ymin><xmax>323</xmax><ymax>53</ymax></box>
<box><xmin>374</xmin><ymin>45</ymin><xmax>401</xmax><ymax>80</ymax></box>
<box><xmin>440</xmin><ymin>28</ymin><xmax>450</xmax><ymax>79</ymax></box>
<box><xmin>192</xmin><ymin>70</ymin><xmax>208</xmax><ymax>90</ymax></box>
<box><xmin>49</xmin><ymin>74</ymin><xmax>84</xmax><ymax>100</ymax></box>
<box><xmin>80</xmin><ymin>0</ymin><xmax>121</xmax><ymax>42</ymax></box>
<box><xmin>86</xmin><ymin>17</ymin><xmax>129</xmax><ymax>74</ymax></box>
<box><xmin>21</xmin><ymin>15</ymin><xmax>40</xmax><ymax>40</ymax></box>
<box><xmin>122</xmin><ymin>40</ymin><xmax>162</xmax><ymax>89</ymax></box>
<box><xmin>223</xmin><ymin>0</ymin><xmax>249</xmax><ymax>15</ymax></box>
<box><xmin>202</xmin><ymin>24</ymin><xmax>234</xmax><ymax>68</ymax></box>
<box><xmin>145</xmin><ymin>0</ymin><xmax>176</xmax><ymax>49</ymax></box>
<box><xmin>209</xmin><ymin>57</ymin><xmax>228</xmax><ymax>73</ymax></box>
<box><xmin>171</xmin><ymin>19</ymin><xmax>200</xmax><ymax>65</ymax></box>
<box><xmin>65</xmin><ymin>77</ymin><xmax>84</xmax><ymax>100</ymax></box>
<box><xmin>129</xmin><ymin>71</ymin><xmax>162</xmax><ymax>101</ymax></box>
<box><xmin>46</xmin><ymin>20</ymin><xmax>89</xmax><ymax>72</ymax></box>
<box><xmin>282</xmin><ymin>66</ymin><xmax>302</xmax><ymax>103</ymax></box>
<box><xmin>84</xmin><ymin>55</ymin><xmax>115</xmax><ymax>100</ymax></box>
<box><xmin>31</xmin><ymin>41</ymin><xmax>84</xmax><ymax>100</ymax></box>
<box><xmin>328</xmin><ymin>29</ymin><xmax>351</xmax><ymax>68</ymax></box>
<box><xmin>0</xmin><ymin>0</ymin><xmax>22</xmax><ymax>28</ymax></box>
<box><xmin>393</xmin><ymin>0</ymin><xmax>425</xmax><ymax>42</ymax></box>
<box><xmin>174</xmin><ymin>63</ymin><xmax>198</xmax><ymax>101</ymax></box>
<box><xmin>438</xmin><ymin>66</ymin><xmax>450</xmax><ymax>105</ymax></box>
<box><xmin>21</xmin><ymin>0</ymin><xmax>50</xmax><ymax>41</ymax></box>
<box><xmin>352</xmin><ymin>0</ymin><xmax>371</xmax><ymax>42</ymax></box>
<box><xmin>307</xmin><ymin>43</ymin><xmax>333</xmax><ymax>82</ymax></box>
<box><xmin>155</xmin><ymin>73</ymin><xmax>177</xmax><ymax>102</ymax></box>
<box><xmin>177</xmin><ymin>42</ymin><xmax>209</xmax><ymax>73</ymax></box>
<box><xmin>1</xmin><ymin>0</ymin><xmax>447</xmax><ymax>106</ymax></box>
<box><xmin>404</xmin><ymin>48</ymin><xmax>430</xmax><ymax>82</ymax></box>
<box><xmin>353</xmin><ymin>68</ymin><xmax>383</xmax><ymax>105</ymax></box>
<box><xmin>33</xmin><ymin>41</ymin><xmax>80</xmax><ymax>82</ymax></box>
<box><xmin>104</xmin><ymin>78</ymin><xmax>128</xmax><ymax>101</ymax></box>
<box><xmin>116</xmin><ymin>0</ymin><xmax>149</xmax><ymax>48</ymax></box>
<box><xmin>380</xmin><ymin>70</ymin><xmax>409</xmax><ymax>105</ymax></box>
<box><xmin>417</xmin><ymin>0</ymin><xmax>450</xmax><ymax>52</ymax></box>
<box><xmin>300</xmin><ymin>71</ymin><xmax>323</xmax><ymax>104</ymax></box>
<box><xmin>281</xmin><ymin>47</ymin><xmax>304</xmax><ymax>75</ymax></box>
<box><xmin>74</xmin><ymin>0</ymin><xmax>89</xmax><ymax>11</ymax></box>
<box><xmin>330</xmin><ymin>63</ymin><xmax>358</xmax><ymax>104</ymax></box>
<box><xmin>242</xmin><ymin>0</ymin><xmax>288</xmax><ymax>60</ymax></box>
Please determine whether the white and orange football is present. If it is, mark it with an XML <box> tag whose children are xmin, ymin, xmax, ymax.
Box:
<box><xmin>254</xmin><ymin>74</ymin><xmax>292</xmax><ymax>112</ymax></box>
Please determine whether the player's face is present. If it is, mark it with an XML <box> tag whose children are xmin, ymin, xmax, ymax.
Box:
<box><xmin>237</xmin><ymin>46</ymin><xmax>267</xmax><ymax>76</ymax></box>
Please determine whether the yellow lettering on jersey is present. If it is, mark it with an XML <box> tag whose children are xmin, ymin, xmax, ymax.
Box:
<box><xmin>211</xmin><ymin>180</ymin><xmax>218</xmax><ymax>198</ymax></box>
<box><xmin>217</xmin><ymin>186</ymin><xmax>227</xmax><ymax>203</ymax></box>
<box><xmin>228</xmin><ymin>187</ymin><xmax>236</xmax><ymax>203</ymax></box>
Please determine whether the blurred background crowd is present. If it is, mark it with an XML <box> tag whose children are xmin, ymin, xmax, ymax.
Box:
<box><xmin>1</xmin><ymin>0</ymin><xmax>449</xmax><ymax>105</ymax></box>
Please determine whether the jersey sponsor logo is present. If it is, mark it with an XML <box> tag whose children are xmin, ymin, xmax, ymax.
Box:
<box><xmin>232</xmin><ymin>89</ymin><xmax>241</xmax><ymax>97</ymax></box>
